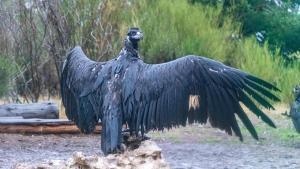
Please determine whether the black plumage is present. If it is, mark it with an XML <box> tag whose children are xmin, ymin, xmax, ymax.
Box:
<box><xmin>60</xmin><ymin>27</ymin><xmax>280</xmax><ymax>155</ymax></box>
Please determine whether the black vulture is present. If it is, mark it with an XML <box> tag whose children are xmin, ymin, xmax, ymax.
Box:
<box><xmin>61</xmin><ymin>27</ymin><xmax>280</xmax><ymax>155</ymax></box>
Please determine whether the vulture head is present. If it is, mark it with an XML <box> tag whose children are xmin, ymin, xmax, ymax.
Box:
<box><xmin>127</xmin><ymin>27</ymin><xmax>143</xmax><ymax>41</ymax></box>
<box><xmin>126</xmin><ymin>27</ymin><xmax>143</xmax><ymax>50</ymax></box>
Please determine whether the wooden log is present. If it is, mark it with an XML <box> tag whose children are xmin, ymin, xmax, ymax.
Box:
<box><xmin>0</xmin><ymin>118</ymin><xmax>101</xmax><ymax>134</ymax></box>
<box><xmin>0</xmin><ymin>102</ymin><xmax>59</xmax><ymax>119</ymax></box>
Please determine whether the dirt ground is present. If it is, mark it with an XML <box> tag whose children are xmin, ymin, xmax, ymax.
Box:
<box><xmin>1</xmin><ymin>105</ymin><xmax>300</xmax><ymax>169</ymax></box>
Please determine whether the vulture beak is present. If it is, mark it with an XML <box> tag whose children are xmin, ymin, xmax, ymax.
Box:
<box><xmin>132</xmin><ymin>31</ymin><xmax>143</xmax><ymax>41</ymax></box>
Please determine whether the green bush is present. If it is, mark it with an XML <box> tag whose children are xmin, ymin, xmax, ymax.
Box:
<box><xmin>120</xmin><ymin>0</ymin><xmax>300</xmax><ymax>103</ymax></box>
<box><xmin>124</xmin><ymin>0</ymin><xmax>240</xmax><ymax>65</ymax></box>
<box><xmin>191</xmin><ymin>0</ymin><xmax>300</xmax><ymax>56</ymax></box>
<box><xmin>236</xmin><ymin>38</ymin><xmax>300</xmax><ymax>103</ymax></box>
<box><xmin>240</xmin><ymin>3</ymin><xmax>300</xmax><ymax>56</ymax></box>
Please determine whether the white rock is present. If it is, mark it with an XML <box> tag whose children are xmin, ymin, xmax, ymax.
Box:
<box><xmin>14</xmin><ymin>140</ymin><xmax>170</xmax><ymax>169</ymax></box>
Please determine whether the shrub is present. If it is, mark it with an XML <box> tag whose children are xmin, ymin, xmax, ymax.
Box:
<box><xmin>237</xmin><ymin>38</ymin><xmax>300</xmax><ymax>103</ymax></box>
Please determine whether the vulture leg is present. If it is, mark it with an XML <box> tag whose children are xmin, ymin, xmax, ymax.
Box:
<box><xmin>101</xmin><ymin>89</ymin><xmax>123</xmax><ymax>155</ymax></box>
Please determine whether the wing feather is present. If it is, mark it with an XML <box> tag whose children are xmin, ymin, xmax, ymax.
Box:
<box><xmin>244</xmin><ymin>78</ymin><xmax>280</xmax><ymax>101</ymax></box>
<box><xmin>128</xmin><ymin>55</ymin><xmax>280</xmax><ymax>140</ymax></box>
<box><xmin>60</xmin><ymin>47</ymin><xmax>104</xmax><ymax>133</ymax></box>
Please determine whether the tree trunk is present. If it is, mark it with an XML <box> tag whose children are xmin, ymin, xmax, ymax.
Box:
<box><xmin>0</xmin><ymin>101</ymin><xmax>59</xmax><ymax>119</ymax></box>
<box><xmin>0</xmin><ymin>118</ymin><xmax>101</xmax><ymax>134</ymax></box>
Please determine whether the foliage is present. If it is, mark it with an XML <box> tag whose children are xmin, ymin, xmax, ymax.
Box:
<box><xmin>0</xmin><ymin>56</ymin><xmax>14</xmax><ymax>97</ymax></box>
<box><xmin>192</xmin><ymin>0</ymin><xmax>300</xmax><ymax>57</ymax></box>
<box><xmin>121</xmin><ymin>0</ymin><xmax>300</xmax><ymax>103</ymax></box>
<box><xmin>124</xmin><ymin>0</ymin><xmax>241</xmax><ymax>66</ymax></box>
<box><xmin>240</xmin><ymin>2</ymin><xmax>300</xmax><ymax>56</ymax></box>
<box><xmin>0</xmin><ymin>0</ymin><xmax>126</xmax><ymax>102</ymax></box>
<box><xmin>286</xmin><ymin>51</ymin><xmax>300</xmax><ymax>63</ymax></box>
<box><xmin>58</xmin><ymin>0</ymin><xmax>124</xmax><ymax>61</ymax></box>
<box><xmin>236</xmin><ymin>38</ymin><xmax>300</xmax><ymax>103</ymax></box>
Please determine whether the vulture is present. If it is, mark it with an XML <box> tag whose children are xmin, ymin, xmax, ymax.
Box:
<box><xmin>61</xmin><ymin>27</ymin><xmax>280</xmax><ymax>155</ymax></box>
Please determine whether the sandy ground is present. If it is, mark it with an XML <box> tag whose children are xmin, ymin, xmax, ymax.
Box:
<box><xmin>0</xmin><ymin>105</ymin><xmax>300</xmax><ymax>169</ymax></box>
<box><xmin>159</xmin><ymin>141</ymin><xmax>300</xmax><ymax>169</ymax></box>
<box><xmin>0</xmin><ymin>127</ymin><xmax>299</xmax><ymax>169</ymax></box>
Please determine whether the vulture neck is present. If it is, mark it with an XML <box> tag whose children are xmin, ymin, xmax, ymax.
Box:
<box><xmin>124</xmin><ymin>38</ymin><xmax>139</xmax><ymax>58</ymax></box>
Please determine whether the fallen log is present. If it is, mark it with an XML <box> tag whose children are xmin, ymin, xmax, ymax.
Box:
<box><xmin>0</xmin><ymin>118</ymin><xmax>101</xmax><ymax>134</ymax></box>
<box><xmin>0</xmin><ymin>102</ymin><xmax>59</xmax><ymax>119</ymax></box>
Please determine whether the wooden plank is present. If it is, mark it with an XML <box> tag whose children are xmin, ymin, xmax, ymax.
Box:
<box><xmin>0</xmin><ymin>125</ymin><xmax>102</xmax><ymax>134</ymax></box>
<box><xmin>0</xmin><ymin>118</ymin><xmax>101</xmax><ymax>134</ymax></box>
<box><xmin>0</xmin><ymin>118</ymin><xmax>72</xmax><ymax>125</ymax></box>
<box><xmin>0</xmin><ymin>102</ymin><xmax>59</xmax><ymax>119</ymax></box>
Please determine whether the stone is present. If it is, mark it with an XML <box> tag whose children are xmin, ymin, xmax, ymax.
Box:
<box><xmin>14</xmin><ymin>140</ymin><xmax>170</xmax><ymax>169</ymax></box>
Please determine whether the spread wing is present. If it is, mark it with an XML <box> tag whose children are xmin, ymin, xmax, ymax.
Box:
<box><xmin>127</xmin><ymin>55</ymin><xmax>280</xmax><ymax>140</ymax></box>
<box><xmin>60</xmin><ymin>47</ymin><xmax>105</xmax><ymax>133</ymax></box>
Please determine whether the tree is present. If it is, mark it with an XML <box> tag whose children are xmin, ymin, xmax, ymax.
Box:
<box><xmin>191</xmin><ymin>0</ymin><xmax>300</xmax><ymax>57</ymax></box>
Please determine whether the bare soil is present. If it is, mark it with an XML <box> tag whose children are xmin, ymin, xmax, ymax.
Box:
<box><xmin>0</xmin><ymin>105</ymin><xmax>300</xmax><ymax>169</ymax></box>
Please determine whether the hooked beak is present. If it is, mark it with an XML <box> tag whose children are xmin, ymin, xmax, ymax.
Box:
<box><xmin>131</xmin><ymin>31</ymin><xmax>143</xmax><ymax>40</ymax></box>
